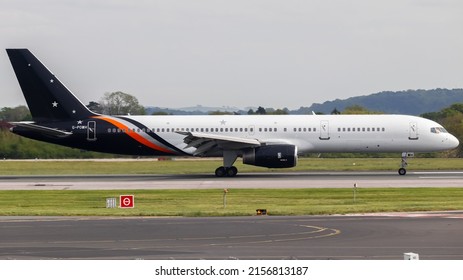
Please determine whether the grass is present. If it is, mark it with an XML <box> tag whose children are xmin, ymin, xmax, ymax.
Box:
<box><xmin>0</xmin><ymin>157</ymin><xmax>462</xmax><ymax>175</ymax></box>
<box><xmin>1</xmin><ymin>188</ymin><xmax>463</xmax><ymax>216</ymax></box>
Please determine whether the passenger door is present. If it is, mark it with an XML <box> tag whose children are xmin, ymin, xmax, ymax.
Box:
<box><xmin>319</xmin><ymin>120</ymin><xmax>330</xmax><ymax>140</ymax></box>
<box><xmin>409</xmin><ymin>122</ymin><xmax>418</xmax><ymax>140</ymax></box>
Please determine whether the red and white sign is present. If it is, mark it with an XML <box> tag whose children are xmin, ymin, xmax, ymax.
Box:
<box><xmin>120</xmin><ymin>195</ymin><xmax>134</xmax><ymax>208</ymax></box>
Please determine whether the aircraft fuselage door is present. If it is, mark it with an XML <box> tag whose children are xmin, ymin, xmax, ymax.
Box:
<box><xmin>319</xmin><ymin>120</ymin><xmax>330</xmax><ymax>140</ymax></box>
<box><xmin>409</xmin><ymin>122</ymin><xmax>418</xmax><ymax>140</ymax></box>
<box><xmin>87</xmin><ymin>121</ymin><xmax>97</xmax><ymax>141</ymax></box>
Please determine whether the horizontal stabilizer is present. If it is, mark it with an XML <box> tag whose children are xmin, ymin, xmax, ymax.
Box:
<box><xmin>10</xmin><ymin>122</ymin><xmax>73</xmax><ymax>138</ymax></box>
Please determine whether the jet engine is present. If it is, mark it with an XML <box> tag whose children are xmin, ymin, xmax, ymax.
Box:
<box><xmin>242</xmin><ymin>144</ymin><xmax>298</xmax><ymax>168</ymax></box>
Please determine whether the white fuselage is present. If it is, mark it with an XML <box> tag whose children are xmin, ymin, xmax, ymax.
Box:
<box><xmin>115</xmin><ymin>114</ymin><xmax>459</xmax><ymax>156</ymax></box>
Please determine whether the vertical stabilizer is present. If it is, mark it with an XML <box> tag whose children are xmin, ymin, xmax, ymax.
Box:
<box><xmin>6</xmin><ymin>49</ymin><xmax>96</xmax><ymax>122</ymax></box>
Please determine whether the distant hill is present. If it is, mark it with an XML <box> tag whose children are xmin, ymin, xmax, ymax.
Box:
<box><xmin>292</xmin><ymin>89</ymin><xmax>463</xmax><ymax>115</ymax></box>
<box><xmin>144</xmin><ymin>88</ymin><xmax>463</xmax><ymax>115</ymax></box>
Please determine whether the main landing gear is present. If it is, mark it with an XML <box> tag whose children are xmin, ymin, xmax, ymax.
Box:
<box><xmin>398</xmin><ymin>152</ymin><xmax>414</xmax><ymax>175</ymax></box>
<box><xmin>215</xmin><ymin>150</ymin><xmax>239</xmax><ymax>177</ymax></box>
<box><xmin>215</xmin><ymin>166</ymin><xmax>238</xmax><ymax>177</ymax></box>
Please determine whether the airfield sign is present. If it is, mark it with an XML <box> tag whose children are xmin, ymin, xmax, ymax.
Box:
<box><xmin>120</xmin><ymin>195</ymin><xmax>135</xmax><ymax>208</ymax></box>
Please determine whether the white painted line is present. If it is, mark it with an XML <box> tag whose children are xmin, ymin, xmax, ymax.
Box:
<box><xmin>414</xmin><ymin>171</ymin><xmax>463</xmax><ymax>174</ymax></box>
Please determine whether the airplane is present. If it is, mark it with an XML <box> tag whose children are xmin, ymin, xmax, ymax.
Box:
<box><xmin>6</xmin><ymin>49</ymin><xmax>460</xmax><ymax>177</ymax></box>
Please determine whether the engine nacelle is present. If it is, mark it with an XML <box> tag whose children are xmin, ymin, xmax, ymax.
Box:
<box><xmin>243</xmin><ymin>145</ymin><xmax>298</xmax><ymax>168</ymax></box>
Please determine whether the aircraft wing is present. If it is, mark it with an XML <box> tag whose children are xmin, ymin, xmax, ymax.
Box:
<box><xmin>10</xmin><ymin>122</ymin><xmax>73</xmax><ymax>138</ymax></box>
<box><xmin>176</xmin><ymin>131</ymin><xmax>261</xmax><ymax>156</ymax></box>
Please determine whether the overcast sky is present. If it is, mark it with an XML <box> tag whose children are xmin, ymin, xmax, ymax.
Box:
<box><xmin>1</xmin><ymin>0</ymin><xmax>462</xmax><ymax>110</ymax></box>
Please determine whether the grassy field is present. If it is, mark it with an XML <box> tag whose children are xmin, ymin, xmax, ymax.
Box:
<box><xmin>1</xmin><ymin>188</ymin><xmax>463</xmax><ymax>216</ymax></box>
<box><xmin>0</xmin><ymin>158</ymin><xmax>462</xmax><ymax>216</ymax></box>
<box><xmin>0</xmin><ymin>157</ymin><xmax>462</xmax><ymax>175</ymax></box>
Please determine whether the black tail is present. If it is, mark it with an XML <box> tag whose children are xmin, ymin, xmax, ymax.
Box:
<box><xmin>6</xmin><ymin>49</ymin><xmax>97</xmax><ymax>123</ymax></box>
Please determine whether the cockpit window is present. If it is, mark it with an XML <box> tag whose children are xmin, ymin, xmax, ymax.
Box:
<box><xmin>430</xmin><ymin>127</ymin><xmax>448</xmax><ymax>134</ymax></box>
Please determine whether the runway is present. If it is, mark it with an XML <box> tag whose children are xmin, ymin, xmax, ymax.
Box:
<box><xmin>1</xmin><ymin>171</ymin><xmax>463</xmax><ymax>190</ymax></box>
<box><xmin>1</xmin><ymin>213</ymin><xmax>463</xmax><ymax>260</ymax></box>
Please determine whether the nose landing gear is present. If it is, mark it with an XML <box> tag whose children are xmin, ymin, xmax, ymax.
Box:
<box><xmin>398</xmin><ymin>152</ymin><xmax>414</xmax><ymax>175</ymax></box>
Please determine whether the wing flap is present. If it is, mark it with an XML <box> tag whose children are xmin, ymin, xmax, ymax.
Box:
<box><xmin>177</xmin><ymin>131</ymin><xmax>261</xmax><ymax>156</ymax></box>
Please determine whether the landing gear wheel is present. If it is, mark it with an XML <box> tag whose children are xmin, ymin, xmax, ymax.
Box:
<box><xmin>215</xmin><ymin>167</ymin><xmax>226</xmax><ymax>177</ymax></box>
<box><xmin>399</xmin><ymin>152</ymin><xmax>411</xmax><ymax>176</ymax></box>
<box><xmin>226</xmin><ymin>166</ymin><xmax>238</xmax><ymax>177</ymax></box>
<box><xmin>215</xmin><ymin>166</ymin><xmax>238</xmax><ymax>177</ymax></box>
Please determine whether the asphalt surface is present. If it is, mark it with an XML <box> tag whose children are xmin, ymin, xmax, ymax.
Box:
<box><xmin>1</xmin><ymin>171</ymin><xmax>463</xmax><ymax>190</ymax></box>
<box><xmin>1</xmin><ymin>213</ymin><xmax>463</xmax><ymax>260</ymax></box>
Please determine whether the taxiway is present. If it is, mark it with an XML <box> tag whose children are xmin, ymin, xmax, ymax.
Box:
<box><xmin>1</xmin><ymin>213</ymin><xmax>463</xmax><ymax>260</ymax></box>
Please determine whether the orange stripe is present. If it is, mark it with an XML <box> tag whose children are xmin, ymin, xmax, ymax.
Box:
<box><xmin>92</xmin><ymin>116</ymin><xmax>173</xmax><ymax>154</ymax></box>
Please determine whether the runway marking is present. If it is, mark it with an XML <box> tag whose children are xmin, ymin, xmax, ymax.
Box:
<box><xmin>361</xmin><ymin>212</ymin><xmax>463</xmax><ymax>219</ymax></box>
<box><xmin>0</xmin><ymin>222</ymin><xmax>341</xmax><ymax>249</ymax></box>
<box><xmin>414</xmin><ymin>171</ymin><xmax>463</xmax><ymax>174</ymax></box>
<box><xmin>419</xmin><ymin>176</ymin><xmax>463</xmax><ymax>179</ymax></box>
<box><xmin>208</xmin><ymin>225</ymin><xmax>341</xmax><ymax>246</ymax></box>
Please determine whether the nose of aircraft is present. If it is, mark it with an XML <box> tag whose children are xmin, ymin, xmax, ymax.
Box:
<box><xmin>447</xmin><ymin>134</ymin><xmax>460</xmax><ymax>149</ymax></box>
